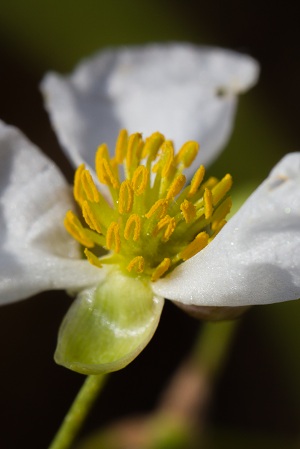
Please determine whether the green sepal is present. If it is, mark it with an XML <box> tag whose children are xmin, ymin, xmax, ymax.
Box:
<box><xmin>55</xmin><ymin>267</ymin><xmax>164</xmax><ymax>374</ymax></box>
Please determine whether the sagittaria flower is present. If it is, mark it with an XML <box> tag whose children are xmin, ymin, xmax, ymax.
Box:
<box><xmin>0</xmin><ymin>43</ymin><xmax>270</xmax><ymax>374</ymax></box>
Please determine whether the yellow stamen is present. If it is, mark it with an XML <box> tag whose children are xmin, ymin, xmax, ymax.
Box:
<box><xmin>106</xmin><ymin>222</ymin><xmax>121</xmax><ymax>253</ymax></box>
<box><xmin>142</xmin><ymin>132</ymin><xmax>165</xmax><ymax>160</ymax></box>
<box><xmin>180</xmin><ymin>199</ymin><xmax>196</xmax><ymax>223</ymax></box>
<box><xmin>187</xmin><ymin>165</ymin><xmax>205</xmax><ymax>198</ymax></box>
<box><xmin>73</xmin><ymin>164</ymin><xmax>85</xmax><ymax>204</ymax></box>
<box><xmin>211</xmin><ymin>197</ymin><xmax>232</xmax><ymax>229</ymax></box>
<box><xmin>82</xmin><ymin>201</ymin><xmax>102</xmax><ymax>234</ymax></box>
<box><xmin>127</xmin><ymin>256</ymin><xmax>145</xmax><ymax>273</ymax></box>
<box><xmin>174</xmin><ymin>141</ymin><xmax>199</xmax><ymax>168</ymax></box>
<box><xmin>66</xmin><ymin>130</ymin><xmax>232</xmax><ymax>283</ymax></box>
<box><xmin>81</xmin><ymin>170</ymin><xmax>100</xmax><ymax>203</ymax></box>
<box><xmin>64</xmin><ymin>210</ymin><xmax>95</xmax><ymax>248</ymax></box>
<box><xmin>145</xmin><ymin>199</ymin><xmax>169</xmax><ymax>219</ymax></box>
<box><xmin>124</xmin><ymin>214</ymin><xmax>141</xmax><ymax>241</ymax></box>
<box><xmin>166</xmin><ymin>174</ymin><xmax>186</xmax><ymax>200</ymax></box>
<box><xmin>114</xmin><ymin>129</ymin><xmax>128</xmax><ymax>163</ymax></box>
<box><xmin>180</xmin><ymin>232</ymin><xmax>209</xmax><ymax>261</ymax></box>
<box><xmin>151</xmin><ymin>258</ymin><xmax>171</xmax><ymax>281</ymax></box>
<box><xmin>204</xmin><ymin>188</ymin><xmax>213</xmax><ymax>219</ymax></box>
<box><xmin>132</xmin><ymin>166</ymin><xmax>149</xmax><ymax>196</ymax></box>
<box><xmin>212</xmin><ymin>174</ymin><xmax>232</xmax><ymax>205</ymax></box>
<box><xmin>154</xmin><ymin>215</ymin><xmax>176</xmax><ymax>241</ymax></box>
<box><xmin>84</xmin><ymin>248</ymin><xmax>103</xmax><ymax>268</ymax></box>
<box><xmin>95</xmin><ymin>146</ymin><xmax>120</xmax><ymax>189</ymax></box>
<box><xmin>211</xmin><ymin>219</ymin><xmax>227</xmax><ymax>238</ymax></box>
<box><xmin>126</xmin><ymin>133</ymin><xmax>142</xmax><ymax>176</ymax></box>
<box><xmin>118</xmin><ymin>180</ymin><xmax>134</xmax><ymax>214</ymax></box>
<box><xmin>152</xmin><ymin>141</ymin><xmax>174</xmax><ymax>177</ymax></box>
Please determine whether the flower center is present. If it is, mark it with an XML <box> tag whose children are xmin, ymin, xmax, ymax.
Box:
<box><xmin>64</xmin><ymin>130</ymin><xmax>232</xmax><ymax>281</ymax></box>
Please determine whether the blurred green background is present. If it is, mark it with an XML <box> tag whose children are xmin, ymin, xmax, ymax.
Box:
<box><xmin>0</xmin><ymin>1</ymin><xmax>300</xmax><ymax>448</ymax></box>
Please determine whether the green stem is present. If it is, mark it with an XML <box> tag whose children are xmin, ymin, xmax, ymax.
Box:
<box><xmin>48</xmin><ymin>374</ymin><xmax>107</xmax><ymax>449</ymax></box>
<box><xmin>193</xmin><ymin>320</ymin><xmax>239</xmax><ymax>377</ymax></box>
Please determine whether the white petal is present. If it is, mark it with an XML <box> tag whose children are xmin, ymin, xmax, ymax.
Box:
<box><xmin>152</xmin><ymin>153</ymin><xmax>300</xmax><ymax>306</ymax></box>
<box><xmin>0</xmin><ymin>121</ymin><xmax>101</xmax><ymax>304</ymax></box>
<box><xmin>41</xmin><ymin>43</ymin><xmax>259</xmax><ymax>179</ymax></box>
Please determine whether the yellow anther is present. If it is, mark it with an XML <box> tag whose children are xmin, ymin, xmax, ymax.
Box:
<box><xmin>151</xmin><ymin>258</ymin><xmax>171</xmax><ymax>281</ymax></box>
<box><xmin>204</xmin><ymin>188</ymin><xmax>213</xmax><ymax>219</ymax></box>
<box><xmin>82</xmin><ymin>201</ymin><xmax>102</xmax><ymax>234</ymax></box>
<box><xmin>126</xmin><ymin>133</ymin><xmax>142</xmax><ymax>175</ymax></box>
<box><xmin>106</xmin><ymin>222</ymin><xmax>121</xmax><ymax>253</ymax></box>
<box><xmin>127</xmin><ymin>256</ymin><xmax>145</xmax><ymax>273</ymax></box>
<box><xmin>132</xmin><ymin>166</ymin><xmax>149</xmax><ymax>195</ymax></box>
<box><xmin>180</xmin><ymin>199</ymin><xmax>196</xmax><ymax>223</ymax></box>
<box><xmin>211</xmin><ymin>218</ymin><xmax>227</xmax><ymax>235</ymax></box>
<box><xmin>124</xmin><ymin>214</ymin><xmax>141</xmax><ymax>241</ymax></box>
<box><xmin>142</xmin><ymin>132</ymin><xmax>165</xmax><ymax>160</ymax></box>
<box><xmin>64</xmin><ymin>210</ymin><xmax>95</xmax><ymax>248</ymax></box>
<box><xmin>73</xmin><ymin>164</ymin><xmax>85</xmax><ymax>204</ymax></box>
<box><xmin>118</xmin><ymin>180</ymin><xmax>134</xmax><ymax>214</ymax></box>
<box><xmin>166</xmin><ymin>174</ymin><xmax>186</xmax><ymax>200</ymax></box>
<box><xmin>96</xmin><ymin>143</ymin><xmax>110</xmax><ymax>160</ymax></box>
<box><xmin>115</xmin><ymin>129</ymin><xmax>128</xmax><ymax>163</ymax></box>
<box><xmin>174</xmin><ymin>141</ymin><xmax>199</xmax><ymax>168</ymax></box>
<box><xmin>187</xmin><ymin>165</ymin><xmax>205</xmax><ymax>198</ymax></box>
<box><xmin>80</xmin><ymin>170</ymin><xmax>100</xmax><ymax>203</ymax></box>
<box><xmin>145</xmin><ymin>199</ymin><xmax>169</xmax><ymax>219</ymax></box>
<box><xmin>154</xmin><ymin>215</ymin><xmax>176</xmax><ymax>241</ymax></box>
<box><xmin>152</xmin><ymin>141</ymin><xmax>174</xmax><ymax>177</ymax></box>
<box><xmin>84</xmin><ymin>248</ymin><xmax>103</xmax><ymax>269</ymax></box>
<box><xmin>180</xmin><ymin>232</ymin><xmax>209</xmax><ymax>261</ymax></box>
<box><xmin>99</xmin><ymin>158</ymin><xmax>120</xmax><ymax>189</ymax></box>
<box><xmin>211</xmin><ymin>196</ymin><xmax>232</xmax><ymax>228</ymax></box>
<box><xmin>95</xmin><ymin>145</ymin><xmax>120</xmax><ymax>189</ymax></box>
<box><xmin>212</xmin><ymin>174</ymin><xmax>232</xmax><ymax>205</ymax></box>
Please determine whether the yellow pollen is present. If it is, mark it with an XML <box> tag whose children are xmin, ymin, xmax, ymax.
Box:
<box><xmin>73</xmin><ymin>164</ymin><xmax>86</xmax><ymax>204</ymax></box>
<box><xmin>82</xmin><ymin>201</ymin><xmax>102</xmax><ymax>234</ymax></box>
<box><xmin>204</xmin><ymin>188</ymin><xmax>213</xmax><ymax>219</ymax></box>
<box><xmin>174</xmin><ymin>141</ymin><xmax>199</xmax><ymax>168</ymax></box>
<box><xmin>187</xmin><ymin>165</ymin><xmax>205</xmax><ymax>198</ymax></box>
<box><xmin>180</xmin><ymin>199</ymin><xmax>196</xmax><ymax>223</ymax></box>
<box><xmin>64</xmin><ymin>129</ymin><xmax>233</xmax><ymax>283</ymax></box>
<box><xmin>152</xmin><ymin>141</ymin><xmax>174</xmax><ymax>177</ymax></box>
<box><xmin>212</xmin><ymin>174</ymin><xmax>232</xmax><ymax>205</ymax></box>
<box><xmin>64</xmin><ymin>210</ymin><xmax>95</xmax><ymax>248</ymax></box>
<box><xmin>81</xmin><ymin>169</ymin><xmax>100</xmax><ymax>203</ymax></box>
<box><xmin>126</xmin><ymin>133</ymin><xmax>142</xmax><ymax>176</ymax></box>
<box><xmin>142</xmin><ymin>132</ymin><xmax>165</xmax><ymax>160</ymax></box>
<box><xmin>118</xmin><ymin>180</ymin><xmax>134</xmax><ymax>214</ymax></box>
<box><xmin>96</xmin><ymin>143</ymin><xmax>109</xmax><ymax>160</ymax></box>
<box><xmin>211</xmin><ymin>196</ymin><xmax>232</xmax><ymax>229</ymax></box>
<box><xmin>145</xmin><ymin>199</ymin><xmax>169</xmax><ymax>219</ymax></box>
<box><xmin>114</xmin><ymin>129</ymin><xmax>128</xmax><ymax>163</ymax></box>
<box><xmin>151</xmin><ymin>258</ymin><xmax>171</xmax><ymax>282</ymax></box>
<box><xmin>127</xmin><ymin>256</ymin><xmax>145</xmax><ymax>273</ymax></box>
<box><xmin>124</xmin><ymin>214</ymin><xmax>141</xmax><ymax>241</ymax></box>
<box><xmin>84</xmin><ymin>248</ymin><xmax>103</xmax><ymax>269</ymax></box>
<box><xmin>154</xmin><ymin>215</ymin><xmax>176</xmax><ymax>241</ymax></box>
<box><xmin>106</xmin><ymin>222</ymin><xmax>121</xmax><ymax>253</ymax></box>
<box><xmin>211</xmin><ymin>219</ymin><xmax>227</xmax><ymax>237</ymax></box>
<box><xmin>180</xmin><ymin>232</ymin><xmax>209</xmax><ymax>261</ymax></box>
<box><xmin>96</xmin><ymin>155</ymin><xmax>120</xmax><ymax>189</ymax></box>
<box><xmin>132</xmin><ymin>166</ymin><xmax>149</xmax><ymax>195</ymax></box>
<box><xmin>166</xmin><ymin>174</ymin><xmax>186</xmax><ymax>200</ymax></box>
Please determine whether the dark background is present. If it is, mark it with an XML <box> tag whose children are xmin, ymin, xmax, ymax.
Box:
<box><xmin>0</xmin><ymin>1</ymin><xmax>300</xmax><ymax>448</ymax></box>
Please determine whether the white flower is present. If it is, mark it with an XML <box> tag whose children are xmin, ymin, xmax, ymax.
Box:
<box><xmin>0</xmin><ymin>43</ymin><xmax>273</xmax><ymax>375</ymax></box>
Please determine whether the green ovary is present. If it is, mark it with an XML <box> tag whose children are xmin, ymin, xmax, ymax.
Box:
<box><xmin>55</xmin><ymin>267</ymin><xmax>164</xmax><ymax>374</ymax></box>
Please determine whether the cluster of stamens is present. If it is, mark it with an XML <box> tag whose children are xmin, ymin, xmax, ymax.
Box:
<box><xmin>64</xmin><ymin>130</ymin><xmax>232</xmax><ymax>281</ymax></box>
